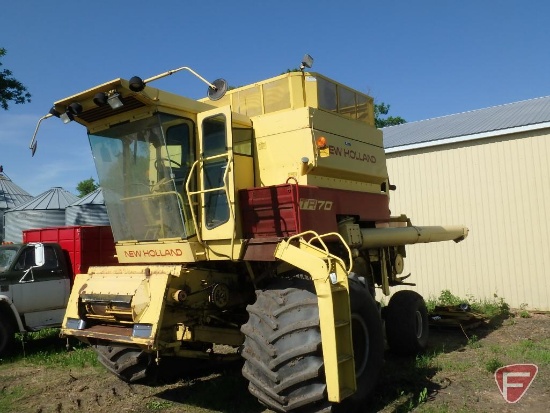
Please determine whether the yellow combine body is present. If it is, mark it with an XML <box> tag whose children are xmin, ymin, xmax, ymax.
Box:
<box><xmin>32</xmin><ymin>58</ymin><xmax>468</xmax><ymax>412</ymax></box>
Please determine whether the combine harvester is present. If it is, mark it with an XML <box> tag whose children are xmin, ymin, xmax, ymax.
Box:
<box><xmin>30</xmin><ymin>55</ymin><xmax>468</xmax><ymax>412</ymax></box>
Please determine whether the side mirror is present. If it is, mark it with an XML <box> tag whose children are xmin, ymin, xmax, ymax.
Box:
<box><xmin>34</xmin><ymin>243</ymin><xmax>45</xmax><ymax>268</ymax></box>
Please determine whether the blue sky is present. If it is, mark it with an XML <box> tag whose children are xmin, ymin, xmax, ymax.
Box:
<box><xmin>1</xmin><ymin>1</ymin><xmax>549</xmax><ymax>195</ymax></box>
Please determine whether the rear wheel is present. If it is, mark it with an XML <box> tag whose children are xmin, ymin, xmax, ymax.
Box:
<box><xmin>95</xmin><ymin>344</ymin><xmax>154</xmax><ymax>383</ymax></box>
<box><xmin>241</xmin><ymin>277</ymin><xmax>384</xmax><ymax>412</ymax></box>
<box><xmin>0</xmin><ymin>318</ymin><xmax>15</xmax><ymax>356</ymax></box>
<box><xmin>384</xmin><ymin>290</ymin><xmax>429</xmax><ymax>356</ymax></box>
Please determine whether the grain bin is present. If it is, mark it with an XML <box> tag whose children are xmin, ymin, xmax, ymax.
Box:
<box><xmin>3</xmin><ymin>187</ymin><xmax>78</xmax><ymax>242</ymax></box>
<box><xmin>65</xmin><ymin>188</ymin><xmax>110</xmax><ymax>226</ymax></box>
<box><xmin>0</xmin><ymin>168</ymin><xmax>34</xmax><ymax>242</ymax></box>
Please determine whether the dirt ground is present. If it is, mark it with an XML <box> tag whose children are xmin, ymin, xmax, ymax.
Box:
<box><xmin>1</xmin><ymin>312</ymin><xmax>548</xmax><ymax>413</ymax></box>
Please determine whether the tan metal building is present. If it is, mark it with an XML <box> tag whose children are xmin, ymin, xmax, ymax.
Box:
<box><xmin>382</xmin><ymin>97</ymin><xmax>550</xmax><ymax>311</ymax></box>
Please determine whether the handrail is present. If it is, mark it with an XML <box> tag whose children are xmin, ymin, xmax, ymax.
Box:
<box><xmin>286</xmin><ymin>230</ymin><xmax>353</xmax><ymax>274</ymax></box>
<box><xmin>185</xmin><ymin>152</ymin><xmax>236</xmax><ymax>257</ymax></box>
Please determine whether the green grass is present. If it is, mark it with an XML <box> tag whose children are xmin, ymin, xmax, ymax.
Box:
<box><xmin>436</xmin><ymin>356</ymin><xmax>474</xmax><ymax>373</ymax></box>
<box><xmin>506</xmin><ymin>339</ymin><xmax>550</xmax><ymax>365</ymax></box>
<box><xmin>0</xmin><ymin>385</ymin><xmax>26</xmax><ymax>413</ymax></box>
<box><xmin>3</xmin><ymin>328</ymin><xmax>99</xmax><ymax>368</ymax></box>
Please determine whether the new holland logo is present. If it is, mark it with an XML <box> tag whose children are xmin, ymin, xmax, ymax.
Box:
<box><xmin>494</xmin><ymin>364</ymin><xmax>538</xmax><ymax>403</ymax></box>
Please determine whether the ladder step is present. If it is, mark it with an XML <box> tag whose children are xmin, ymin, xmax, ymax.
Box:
<box><xmin>335</xmin><ymin>319</ymin><xmax>350</xmax><ymax>328</ymax></box>
<box><xmin>331</xmin><ymin>285</ymin><xmax>348</xmax><ymax>293</ymax></box>
<box><xmin>338</xmin><ymin>354</ymin><xmax>353</xmax><ymax>364</ymax></box>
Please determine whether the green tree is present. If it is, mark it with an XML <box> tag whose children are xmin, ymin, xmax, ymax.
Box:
<box><xmin>76</xmin><ymin>177</ymin><xmax>99</xmax><ymax>197</ymax></box>
<box><xmin>0</xmin><ymin>48</ymin><xmax>31</xmax><ymax>110</ymax></box>
<box><xmin>374</xmin><ymin>102</ymin><xmax>406</xmax><ymax>128</ymax></box>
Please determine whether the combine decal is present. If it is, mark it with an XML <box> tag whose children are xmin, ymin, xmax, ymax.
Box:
<box><xmin>329</xmin><ymin>145</ymin><xmax>377</xmax><ymax>163</ymax></box>
<box><xmin>124</xmin><ymin>248</ymin><xmax>184</xmax><ymax>258</ymax></box>
<box><xmin>300</xmin><ymin>198</ymin><xmax>334</xmax><ymax>211</ymax></box>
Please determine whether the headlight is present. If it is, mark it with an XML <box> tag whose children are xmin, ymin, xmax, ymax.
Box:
<box><xmin>65</xmin><ymin>318</ymin><xmax>86</xmax><ymax>330</ymax></box>
<box><xmin>132</xmin><ymin>323</ymin><xmax>153</xmax><ymax>338</ymax></box>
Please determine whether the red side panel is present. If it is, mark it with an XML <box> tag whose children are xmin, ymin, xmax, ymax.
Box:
<box><xmin>22</xmin><ymin>226</ymin><xmax>117</xmax><ymax>279</ymax></box>
<box><xmin>239</xmin><ymin>185</ymin><xmax>299</xmax><ymax>238</ymax></box>
<box><xmin>239</xmin><ymin>184</ymin><xmax>390</xmax><ymax>238</ymax></box>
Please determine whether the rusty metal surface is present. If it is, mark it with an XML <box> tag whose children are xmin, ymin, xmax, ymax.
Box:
<box><xmin>64</xmin><ymin>324</ymin><xmax>154</xmax><ymax>348</ymax></box>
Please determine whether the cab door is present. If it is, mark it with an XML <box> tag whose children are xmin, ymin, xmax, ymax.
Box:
<box><xmin>192</xmin><ymin>106</ymin><xmax>253</xmax><ymax>242</ymax></box>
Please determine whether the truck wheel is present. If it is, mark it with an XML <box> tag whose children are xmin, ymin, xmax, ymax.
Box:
<box><xmin>240</xmin><ymin>277</ymin><xmax>384</xmax><ymax>413</ymax></box>
<box><xmin>384</xmin><ymin>290</ymin><xmax>429</xmax><ymax>356</ymax></box>
<box><xmin>95</xmin><ymin>344</ymin><xmax>154</xmax><ymax>383</ymax></box>
<box><xmin>0</xmin><ymin>318</ymin><xmax>16</xmax><ymax>356</ymax></box>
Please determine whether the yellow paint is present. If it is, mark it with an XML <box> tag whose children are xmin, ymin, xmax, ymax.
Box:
<box><xmin>274</xmin><ymin>232</ymin><xmax>355</xmax><ymax>402</ymax></box>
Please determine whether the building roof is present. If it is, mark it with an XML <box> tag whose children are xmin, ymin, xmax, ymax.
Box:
<box><xmin>68</xmin><ymin>187</ymin><xmax>104</xmax><ymax>206</ymax></box>
<box><xmin>8</xmin><ymin>187</ymin><xmax>78</xmax><ymax>211</ymax></box>
<box><xmin>0</xmin><ymin>172</ymin><xmax>34</xmax><ymax>210</ymax></box>
<box><xmin>382</xmin><ymin>96</ymin><xmax>550</xmax><ymax>152</ymax></box>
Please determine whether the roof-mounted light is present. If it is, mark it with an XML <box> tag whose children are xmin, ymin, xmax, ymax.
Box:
<box><xmin>300</xmin><ymin>54</ymin><xmax>314</xmax><ymax>71</ymax></box>
<box><xmin>107</xmin><ymin>92</ymin><xmax>123</xmax><ymax>109</ymax></box>
<box><xmin>68</xmin><ymin>102</ymin><xmax>83</xmax><ymax>115</ymax></box>
<box><xmin>93</xmin><ymin>91</ymin><xmax>124</xmax><ymax>109</ymax></box>
<box><xmin>60</xmin><ymin>111</ymin><xmax>74</xmax><ymax>124</ymax></box>
<box><xmin>49</xmin><ymin>107</ymin><xmax>61</xmax><ymax>118</ymax></box>
<box><xmin>129</xmin><ymin>76</ymin><xmax>146</xmax><ymax>92</ymax></box>
<box><xmin>93</xmin><ymin>92</ymin><xmax>108</xmax><ymax>106</ymax></box>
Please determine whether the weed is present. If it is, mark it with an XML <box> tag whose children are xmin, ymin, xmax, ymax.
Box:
<box><xmin>519</xmin><ymin>303</ymin><xmax>531</xmax><ymax>318</ymax></box>
<box><xmin>467</xmin><ymin>334</ymin><xmax>482</xmax><ymax>349</ymax></box>
<box><xmin>146</xmin><ymin>399</ymin><xmax>172</xmax><ymax>410</ymax></box>
<box><xmin>437</xmin><ymin>290</ymin><xmax>463</xmax><ymax>306</ymax></box>
<box><xmin>418</xmin><ymin>387</ymin><xmax>429</xmax><ymax>404</ymax></box>
<box><xmin>415</xmin><ymin>350</ymin><xmax>441</xmax><ymax>369</ymax></box>
<box><xmin>427</xmin><ymin>290</ymin><xmax>511</xmax><ymax>319</ymax></box>
<box><xmin>485</xmin><ymin>357</ymin><xmax>503</xmax><ymax>373</ymax></box>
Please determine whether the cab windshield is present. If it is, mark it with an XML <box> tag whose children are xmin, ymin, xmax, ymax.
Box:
<box><xmin>88</xmin><ymin>113</ymin><xmax>195</xmax><ymax>242</ymax></box>
<box><xmin>0</xmin><ymin>246</ymin><xmax>18</xmax><ymax>273</ymax></box>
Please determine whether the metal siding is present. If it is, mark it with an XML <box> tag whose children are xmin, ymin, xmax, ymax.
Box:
<box><xmin>386</xmin><ymin>130</ymin><xmax>550</xmax><ymax>310</ymax></box>
<box><xmin>65</xmin><ymin>188</ymin><xmax>110</xmax><ymax>226</ymax></box>
<box><xmin>65</xmin><ymin>205</ymin><xmax>110</xmax><ymax>226</ymax></box>
<box><xmin>4</xmin><ymin>210</ymin><xmax>67</xmax><ymax>242</ymax></box>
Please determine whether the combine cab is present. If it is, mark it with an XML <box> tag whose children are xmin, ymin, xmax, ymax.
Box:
<box><xmin>32</xmin><ymin>57</ymin><xmax>468</xmax><ymax>412</ymax></box>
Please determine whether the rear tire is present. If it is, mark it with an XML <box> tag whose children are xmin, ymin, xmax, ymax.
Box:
<box><xmin>95</xmin><ymin>344</ymin><xmax>154</xmax><ymax>383</ymax></box>
<box><xmin>385</xmin><ymin>290</ymin><xmax>429</xmax><ymax>356</ymax></box>
<box><xmin>241</xmin><ymin>277</ymin><xmax>383</xmax><ymax>413</ymax></box>
<box><xmin>0</xmin><ymin>318</ymin><xmax>15</xmax><ymax>357</ymax></box>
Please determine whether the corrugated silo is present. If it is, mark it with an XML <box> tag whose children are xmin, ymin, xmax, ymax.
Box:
<box><xmin>65</xmin><ymin>188</ymin><xmax>110</xmax><ymax>226</ymax></box>
<box><xmin>3</xmin><ymin>187</ymin><xmax>78</xmax><ymax>242</ymax></box>
<box><xmin>0</xmin><ymin>167</ymin><xmax>34</xmax><ymax>242</ymax></box>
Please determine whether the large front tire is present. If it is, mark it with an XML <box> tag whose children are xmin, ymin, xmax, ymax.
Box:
<box><xmin>384</xmin><ymin>290</ymin><xmax>429</xmax><ymax>356</ymax></box>
<box><xmin>241</xmin><ymin>277</ymin><xmax>384</xmax><ymax>413</ymax></box>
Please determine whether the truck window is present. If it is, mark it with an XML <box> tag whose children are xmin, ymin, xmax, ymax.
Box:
<box><xmin>0</xmin><ymin>247</ymin><xmax>18</xmax><ymax>273</ymax></box>
<box><xmin>14</xmin><ymin>246</ymin><xmax>59</xmax><ymax>273</ymax></box>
